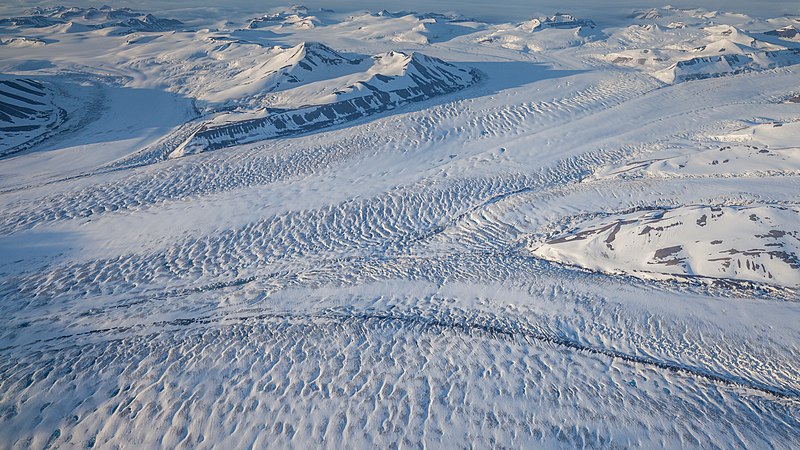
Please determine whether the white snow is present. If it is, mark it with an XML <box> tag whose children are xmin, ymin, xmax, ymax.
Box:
<box><xmin>0</xmin><ymin>3</ymin><xmax>799</xmax><ymax>449</ymax></box>
<box><xmin>532</xmin><ymin>205</ymin><xmax>800</xmax><ymax>287</ymax></box>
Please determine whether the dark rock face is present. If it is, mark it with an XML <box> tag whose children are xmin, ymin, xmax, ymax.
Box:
<box><xmin>0</xmin><ymin>79</ymin><xmax>49</xmax><ymax>124</ymax></box>
<box><xmin>176</xmin><ymin>53</ymin><xmax>479</xmax><ymax>155</ymax></box>
<box><xmin>0</xmin><ymin>78</ymin><xmax>61</xmax><ymax>157</ymax></box>
<box><xmin>765</xmin><ymin>26</ymin><xmax>799</xmax><ymax>40</ymax></box>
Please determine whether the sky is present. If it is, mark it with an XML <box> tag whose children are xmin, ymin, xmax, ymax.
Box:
<box><xmin>1</xmin><ymin>0</ymin><xmax>798</xmax><ymax>24</ymax></box>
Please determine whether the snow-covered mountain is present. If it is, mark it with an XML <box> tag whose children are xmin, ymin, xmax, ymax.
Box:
<box><xmin>171</xmin><ymin>51</ymin><xmax>479</xmax><ymax>156</ymax></box>
<box><xmin>477</xmin><ymin>13</ymin><xmax>601</xmax><ymax>52</ymax></box>
<box><xmin>658</xmin><ymin>48</ymin><xmax>800</xmax><ymax>83</ymax></box>
<box><xmin>247</xmin><ymin>6</ymin><xmax>323</xmax><ymax>30</ymax></box>
<box><xmin>0</xmin><ymin>6</ymin><xmax>183</xmax><ymax>34</ymax></box>
<box><xmin>600</xmin><ymin>16</ymin><xmax>800</xmax><ymax>83</ymax></box>
<box><xmin>115</xmin><ymin>38</ymin><xmax>366</xmax><ymax>111</ymax></box>
<box><xmin>521</xmin><ymin>13</ymin><xmax>597</xmax><ymax>31</ymax></box>
<box><xmin>0</xmin><ymin>36</ymin><xmax>47</xmax><ymax>47</ymax></box>
<box><xmin>766</xmin><ymin>25</ymin><xmax>800</xmax><ymax>41</ymax></box>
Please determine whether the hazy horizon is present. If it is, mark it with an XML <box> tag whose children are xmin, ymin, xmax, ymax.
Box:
<box><xmin>2</xmin><ymin>0</ymin><xmax>798</xmax><ymax>24</ymax></box>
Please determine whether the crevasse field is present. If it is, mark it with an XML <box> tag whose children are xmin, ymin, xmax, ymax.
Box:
<box><xmin>0</xmin><ymin>2</ymin><xmax>798</xmax><ymax>448</ymax></box>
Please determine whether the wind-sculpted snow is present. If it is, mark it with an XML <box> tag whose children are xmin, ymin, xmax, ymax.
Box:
<box><xmin>1</xmin><ymin>3</ymin><xmax>799</xmax><ymax>449</ymax></box>
<box><xmin>1</xmin><ymin>305</ymin><xmax>798</xmax><ymax>449</ymax></box>
<box><xmin>593</xmin><ymin>120</ymin><xmax>800</xmax><ymax>179</ymax></box>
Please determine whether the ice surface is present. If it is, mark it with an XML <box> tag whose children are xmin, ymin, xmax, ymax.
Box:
<box><xmin>0</xmin><ymin>3</ymin><xmax>799</xmax><ymax>449</ymax></box>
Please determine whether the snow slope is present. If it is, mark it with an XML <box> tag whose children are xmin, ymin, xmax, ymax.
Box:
<box><xmin>593</xmin><ymin>120</ymin><xmax>800</xmax><ymax>179</ymax></box>
<box><xmin>532</xmin><ymin>205</ymin><xmax>800</xmax><ymax>287</ymax></box>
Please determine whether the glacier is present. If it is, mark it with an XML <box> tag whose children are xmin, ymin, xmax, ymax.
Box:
<box><xmin>0</xmin><ymin>3</ymin><xmax>798</xmax><ymax>449</ymax></box>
